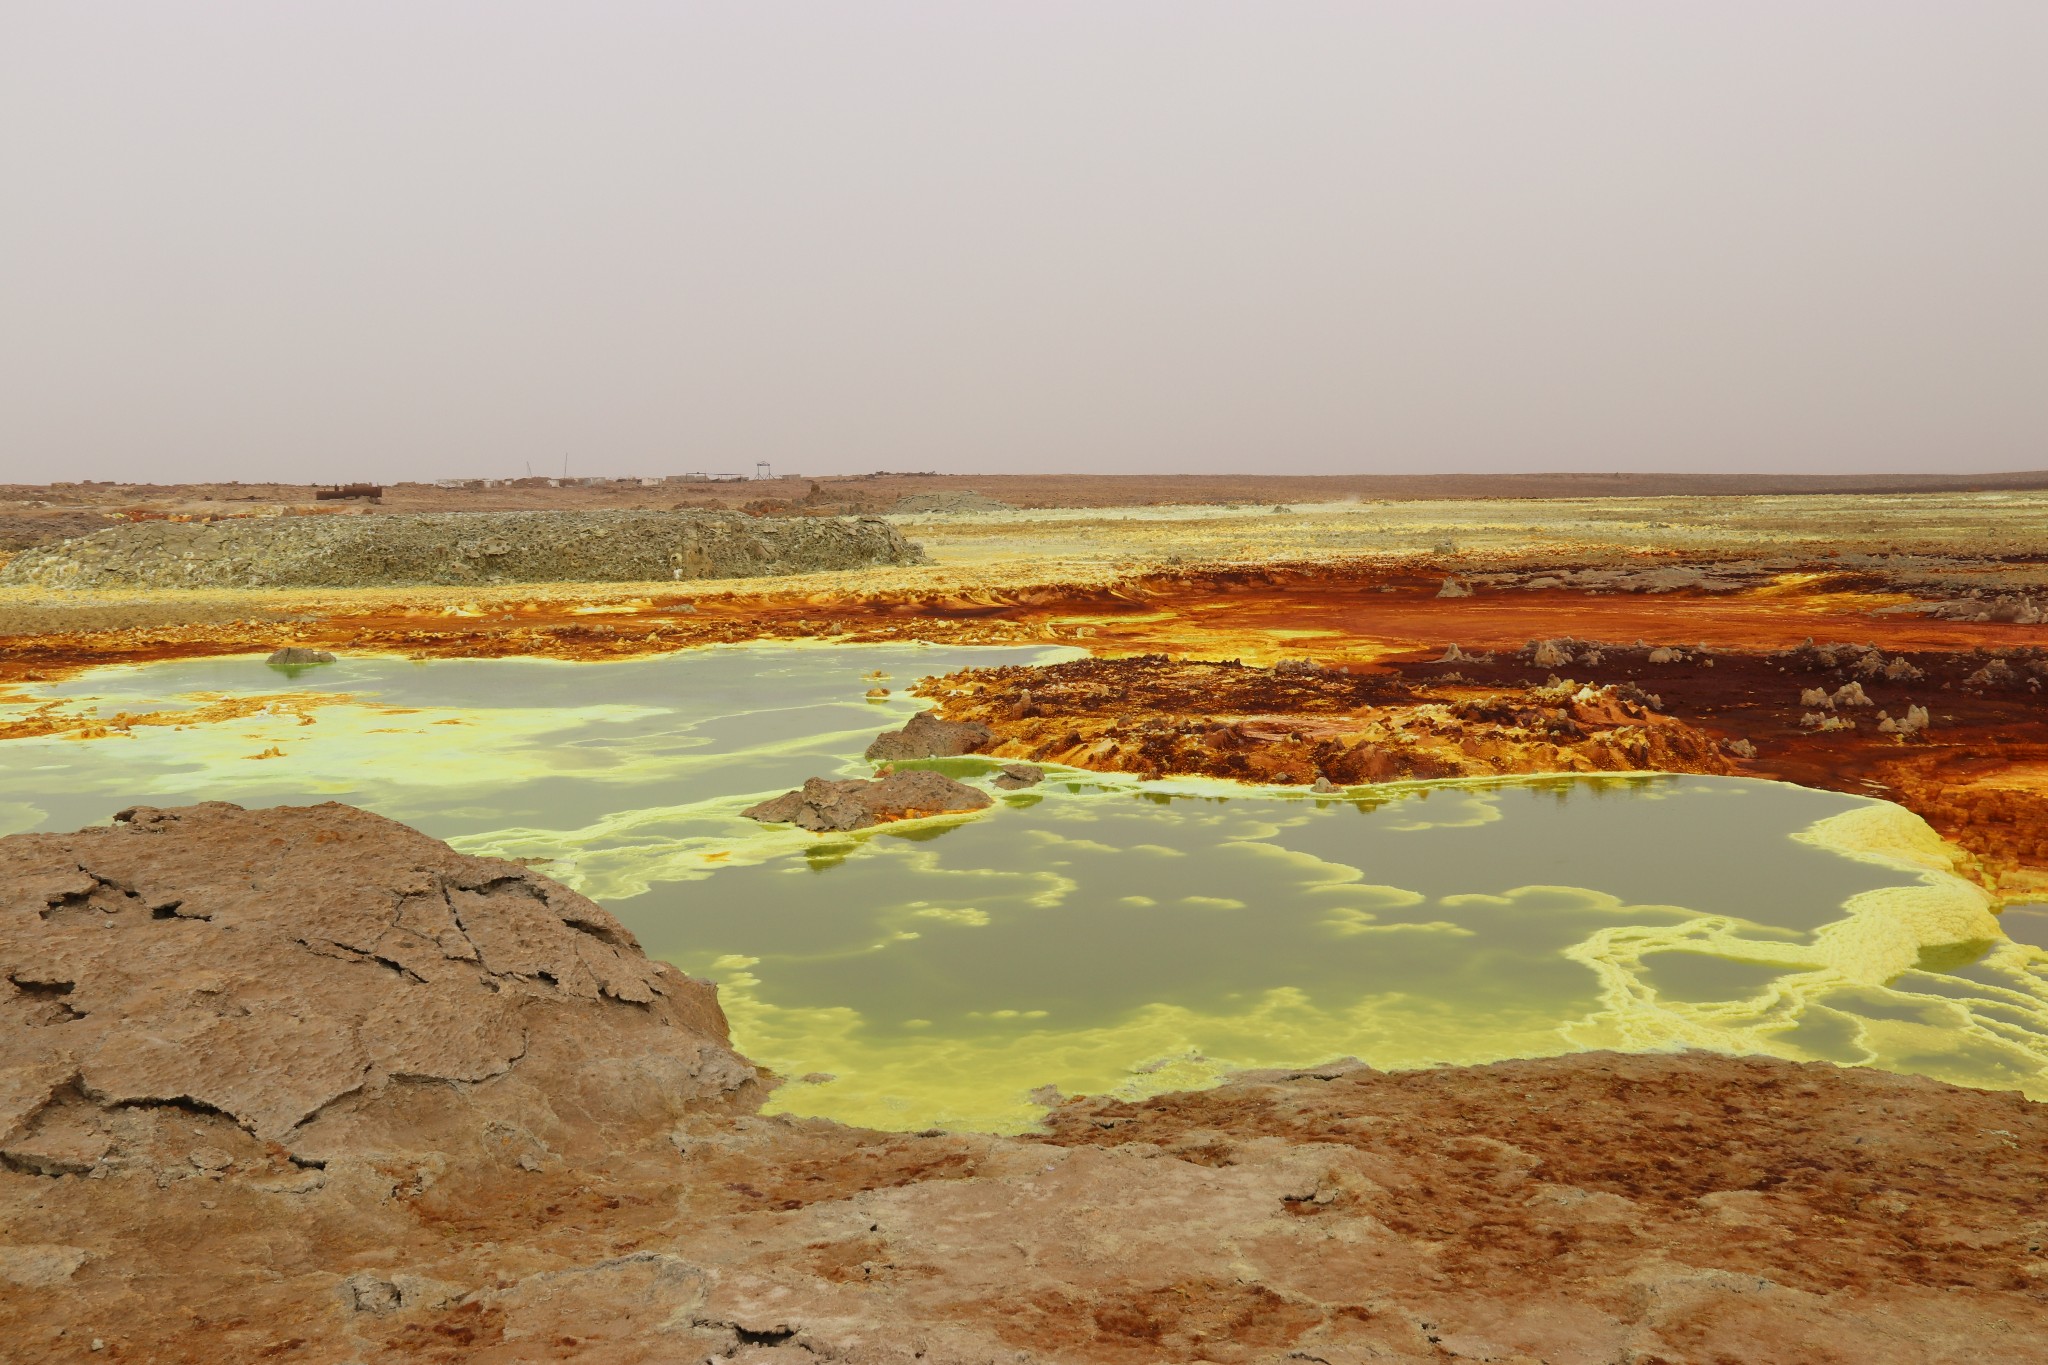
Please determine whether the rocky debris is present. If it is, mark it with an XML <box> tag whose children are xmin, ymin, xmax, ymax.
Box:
<box><xmin>1271</xmin><ymin>657</ymin><xmax>1321</xmax><ymax>675</ymax></box>
<box><xmin>991</xmin><ymin>762</ymin><xmax>1044</xmax><ymax>790</ymax></box>
<box><xmin>1310</xmin><ymin>775</ymin><xmax>1342</xmax><ymax>793</ymax></box>
<box><xmin>1724</xmin><ymin>737</ymin><xmax>1759</xmax><ymax>758</ymax></box>
<box><xmin>0</xmin><ymin>510</ymin><xmax>926</xmax><ymax>589</ymax></box>
<box><xmin>1515</xmin><ymin>636</ymin><xmax>1622</xmax><ymax>669</ymax></box>
<box><xmin>1646</xmin><ymin>645</ymin><xmax>1686</xmax><ymax>663</ymax></box>
<box><xmin>1436</xmin><ymin>575</ymin><xmax>1473</xmax><ymax>598</ymax></box>
<box><xmin>1779</xmin><ymin>639</ymin><xmax>1943</xmax><ymax>680</ymax></box>
<box><xmin>1438</xmin><ymin>642</ymin><xmax>1491</xmax><ymax>663</ymax></box>
<box><xmin>0</xmin><ymin>802</ymin><xmax>753</xmax><ymax>1173</ymax></box>
<box><xmin>1833</xmin><ymin>647</ymin><xmax>1932</xmax><ymax>682</ymax></box>
<box><xmin>741</xmin><ymin>770</ymin><xmax>993</xmax><ymax>832</ymax></box>
<box><xmin>1800</xmin><ymin>680</ymin><xmax>1878</xmax><ymax>709</ymax></box>
<box><xmin>1895</xmin><ymin>593</ymin><xmax>2048</xmax><ymax>623</ymax></box>
<box><xmin>1878</xmin><ymin>705</ymin><xmax>1933</xmax><ymax>735</ymax></box>
<box><xmin>1490</xmin><ymin>564</ymin><xmax>1760</xmax><ymax>594</ymax></box>
<box><xmin>864</xmin><ymin>709</ymin><xmax>994</xmax><ymax>761</ymax></box>
<box><xmin>340</xmin><ymin>1269</ymin><xmax>460</xmax><ymax>1315</ymax></box>
<box><xmin>1989</xmin><ymin>595</ymin><xmax>2044</xmax><ymax>623</ymax></box>
<box><xmin>264</xmin><ymin>646</ymin><xmax>335</xmax><ymax>666</ymax></box>
<box><xmin>998</xmin><ymin>686</ymin><xmax>1041</xmax><ymax>720</ymax></box>
<box><xmin>888</xmin><ymin>490</ymin><xmax>1017</xmax><ymax>516</ymax></box>
<box><xmin>1966</xmin><ymin>657</ymin><xmax>2027</xmax><ymax>690</ymax></box>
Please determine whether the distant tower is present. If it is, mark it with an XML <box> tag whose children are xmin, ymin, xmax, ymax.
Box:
<box><xmin>755</xmin><ymin>461</ymin><xmax>772</xmax><ymax>480</ymax></box>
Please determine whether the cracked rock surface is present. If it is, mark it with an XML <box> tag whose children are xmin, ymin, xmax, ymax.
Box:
<box><xmin>0</xmin><ymin>801</ymin><xmax>753</xmax><ymax>1168</ymax></box>
<box><xmin>4</xmin><ymin>806</ymin><xmax>2047</xmax><ymax>1363</ymax></box>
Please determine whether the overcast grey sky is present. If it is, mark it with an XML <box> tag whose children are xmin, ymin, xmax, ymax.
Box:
<box><xmin>2</xmin><ymin>3</ymin><xmax>2043</xmax><ymax>483</ymax></box>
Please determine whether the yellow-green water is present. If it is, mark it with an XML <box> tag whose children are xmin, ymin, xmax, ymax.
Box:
<box><xmin>4</xmin><ymin>644</ymin><xmax>2043</xmax><ymax>1131</ymax></box>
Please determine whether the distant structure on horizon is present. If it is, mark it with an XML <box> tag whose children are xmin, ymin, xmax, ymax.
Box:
<box><xmin>428</xmin><ymin>472</ymin><xmax>765</xmax><ymax>490</ymax></box>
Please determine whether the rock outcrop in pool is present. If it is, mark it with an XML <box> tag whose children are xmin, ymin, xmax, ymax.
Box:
<box><xmin>741</xmin><ymin>769</ymin><xmax>993</xmax><ymax>831</ymax></box>
<box><xmin>864</xmin><ymin>708</ymin><xmax>995</xmax><ymax>760</ymax></box>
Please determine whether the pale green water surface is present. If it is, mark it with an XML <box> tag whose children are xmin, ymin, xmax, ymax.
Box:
<box><xmin>4</xmin><ymin>643</ymin><xmax>2043</xmax><ymax>1130</ymax></box>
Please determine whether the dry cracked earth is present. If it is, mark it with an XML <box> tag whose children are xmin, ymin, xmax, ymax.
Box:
<box><xmin>4</xmin><ymin>479</ymin><xmax>2048</xmax><ymax>1361</ymax></box>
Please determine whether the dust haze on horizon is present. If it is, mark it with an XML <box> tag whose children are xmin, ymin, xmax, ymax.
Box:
<box><xmin>2</xmin><ymin>2</ymin><xmax>2044</xmax><ymax>487</ymax></box>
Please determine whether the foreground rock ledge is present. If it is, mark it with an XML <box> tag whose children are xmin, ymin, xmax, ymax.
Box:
<box><xmin>0</xmin><ymin>802</ymin><xmax>757</xmax><ymax>1169</ymax></box>
<box><xmin>4</xmin><ymin>806</ymin><xmax>2047</xmax><ymax>1363</ymax></box>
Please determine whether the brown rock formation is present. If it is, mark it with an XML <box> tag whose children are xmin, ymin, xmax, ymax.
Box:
<box><xmin>0</xmin><ymin>802</ymin><xmax>756</xmax><ymax>1174</ymax></box>
<box><xmin>864</xmin><ymin>709</ymin><xmax>995</xmax><ymax>761</ymax></box>
<box><xmin>266</xmin><ymin>646</ymin><xmax>337</xmax><ymax>666</ymax></box>
<box><xmin>3</xmin><ymin>806</ymin><xmax>2047</xmax><ymax>1361</ymax></box>
<box><xmin>741</xmin><ymin>769</ymin><xmax>994</xmax><ymax>832</ymax></box>
<box><xmin>992</xmin><ymin>762</ymin><xmax>1045</xmax><ymax>790</ymax></box>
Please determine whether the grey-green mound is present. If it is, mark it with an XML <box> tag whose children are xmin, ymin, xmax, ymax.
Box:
<box><xmin>0</xmin><ymin>510</ymin><xmax>927</xmax><ymax>589</ymax></box>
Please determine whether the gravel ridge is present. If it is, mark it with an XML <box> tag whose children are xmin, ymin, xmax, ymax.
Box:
<box><xmin>0</xmin><ymin>509</ymin><xmax>925</xmax><ymax>589</ymax></box>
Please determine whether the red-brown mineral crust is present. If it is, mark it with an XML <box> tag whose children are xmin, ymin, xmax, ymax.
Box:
<box><xmin>920</xmin><ymin>654</ymin><xmax>1734</xmax><ymax>785</ymax></box>
<box><xmin>4</xmin><ymin>806</ymin><xmax>2047</xmax><ymax>1362</ymax></box>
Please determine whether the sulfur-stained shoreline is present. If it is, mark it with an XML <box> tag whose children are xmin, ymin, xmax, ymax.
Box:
<box><xmin>8</xmin><ymin>496</ymin><xmax>2045</xmax><ymax>904</ymax></box>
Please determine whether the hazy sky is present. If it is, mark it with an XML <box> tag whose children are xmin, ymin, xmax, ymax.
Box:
<box><xmin>3</xmin><ymin>3</ymin><xmax>2044</xmax><ymax>483</ymax></box>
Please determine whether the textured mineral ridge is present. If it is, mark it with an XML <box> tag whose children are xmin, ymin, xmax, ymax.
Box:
<box><xmin>4</xmin><ymin>804</ymin><xmax>2048</xmax><ymax>1363</ymax></box>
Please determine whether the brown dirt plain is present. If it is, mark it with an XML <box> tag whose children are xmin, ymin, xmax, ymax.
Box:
<box><xmin>5</xmin><ymin>475</ymin><xmax>2048</xmax><ymax>1362</ymax></box>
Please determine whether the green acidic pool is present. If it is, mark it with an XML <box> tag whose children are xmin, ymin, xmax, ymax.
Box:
<box><xmin>3</xmin><ymin>643</ymin><xmax>2042</xmax><ymax>1131</ymax></box>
